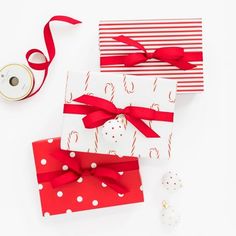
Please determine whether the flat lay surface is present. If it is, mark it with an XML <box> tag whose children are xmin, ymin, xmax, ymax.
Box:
<box><xmin>0</xmin><ymin>0</ymin><xmax>234</xmax><ymax>236</ymax></box>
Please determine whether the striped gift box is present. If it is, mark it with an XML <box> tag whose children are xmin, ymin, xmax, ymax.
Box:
<box><xmin>99</xmin><ymin>18</ymin><xmax>204</xmax><ymax>94</ymax></box>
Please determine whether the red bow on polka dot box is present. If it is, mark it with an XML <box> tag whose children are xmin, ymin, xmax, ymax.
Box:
<box><xmin>61</xmin><ymin>71</ymin><xmax>176</xmax><ymax>159</ymax></box>
<box><xmin>32</xmin><ymin>137</ymin><xmax>144</xmax><ymax>217</ymax></box>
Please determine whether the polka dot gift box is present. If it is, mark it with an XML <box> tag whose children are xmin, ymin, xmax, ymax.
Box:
<box><xmin>32</xmin><ymin>137</ymin><xmax>144</xmax><ymax>216</ymax></box>
<box><xmin>61</xmin><ymin>71</ymin><xmax>176</xmax><ymax>159</ymax></box>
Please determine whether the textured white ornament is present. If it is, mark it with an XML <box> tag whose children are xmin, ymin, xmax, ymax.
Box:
<box><xmin>161</xmin><ymin>201</ymin><xmax>180</xmax><ymax>227</ymax></box>
<box><xmin>162</xmin><ymin>171</ymin><xmax>183</xmax><ymax>192</ymax></box>
<box><xmin>102</xmin><ymin>118</ymin><xmax>125</xmax><ymax>144</ymax></box>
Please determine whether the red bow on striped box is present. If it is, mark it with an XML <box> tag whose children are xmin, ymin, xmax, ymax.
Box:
<box><xmin>99</xmin><ymin>18</ymin><xmax>204</xmax><ymax>93</ymax></box>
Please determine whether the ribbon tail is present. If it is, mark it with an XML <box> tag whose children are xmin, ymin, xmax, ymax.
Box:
<box><xmin>99</xmin><ymin>177</ymin><xmax>129</xmax><ymax>194</ymax></box>
<box><xmin>171</xmin><ymin>51</ymin><xmax>204</xmax><ymax>69</ymax></box>
<box><xmin>126</xmin><ymin>115</ymin><xmax>160</xmax><ymax>138</ymax></box>
<box><xmin>93</xmin><ymin>167</ymin><xmax>129</xmax><ymax>194</ymax></box>
<box><xmin>167</xmin><ymin>59</ymin><xmax>197</xmax><ymax>70</ymax></box>
<box><xmin>113</xmin><ymin>35</ymin><xmax>146</xmax><ymax>51</ymax></box>
<box><xmin>51</xmin><ymin>171</ymin><xmax>79</xmax><ymax>188</ymax></box>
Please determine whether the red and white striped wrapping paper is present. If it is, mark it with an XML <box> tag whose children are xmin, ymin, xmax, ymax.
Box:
<box><xmin>99</xmin><ymin>18</ymin><xmax>204</xmax><ymax>94</ymax></box>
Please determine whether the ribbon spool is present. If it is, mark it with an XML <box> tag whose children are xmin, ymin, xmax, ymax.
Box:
<box><xmin>0</xmin><ymin>64</ymin><xmax>34</xmax><ymax>101</ymax></box>
<box><xmin>0</xmin><ymin>15</ymin><xmax>81</xmax><ymax>102</ymax></box>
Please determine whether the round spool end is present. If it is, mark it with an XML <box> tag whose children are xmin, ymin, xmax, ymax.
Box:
<box><xmin>0</xmin><ymin>64</ymin><xmax>34</xmax><ymax>101</ymax></box>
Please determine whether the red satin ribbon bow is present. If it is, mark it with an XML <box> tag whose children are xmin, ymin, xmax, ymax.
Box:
<box><xmin>37</xmin><ymin>151</ymin><xmax>139</xmax><ymax>194</ymax></box>
<box><xmin>100</xmin><ymin>35</ymin><xmax>203</xmax><ymax>70</ymax></box>
<box><xmin>63</xmin><ymin>94</ymin><xmax>174</xmax><ymax>138</ymax></box>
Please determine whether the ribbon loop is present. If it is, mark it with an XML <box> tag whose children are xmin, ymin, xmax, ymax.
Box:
<box><xmin>25</xmin><ymin>15</ymin><xmax>81</xmax><ymax>99</ymax></box>
<box><xmin>155</xmin><ymin>47</ymin><xmax>184</xmax><ymax>60</ymax></box>
<box><xmin>64</xmin><ymin>94</ymin><xmax>174</xmax><ymax>138</ymax></box>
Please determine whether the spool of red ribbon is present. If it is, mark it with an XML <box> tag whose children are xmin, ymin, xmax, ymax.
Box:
<box><xmin>0</xmin><ymin>15</ymin><xmax>81</xmax><ymax>101</ymax></box>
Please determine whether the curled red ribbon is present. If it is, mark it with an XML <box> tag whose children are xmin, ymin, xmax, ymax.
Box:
<box><xmin>100</xmin><ymin>35</ymin><xmax>203</xmax><ymax>70</ymax></box>
<box><xmin>37</xmin><ymin>150</ymin><xmax>139</xmax><ymax>194</ymax></box>
<box><xmin>25</xmin><ymin>15</ymin><xmax>81</xmax><ymax>99</ymax></box>
<box><xmin>63</xmin><ymin>94</ymin><xmax>174</xmax><ymax>138</ymax></box>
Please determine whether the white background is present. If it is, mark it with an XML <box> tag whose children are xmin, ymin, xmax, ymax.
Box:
<box><xmin>0</xmin><ymin>0</ymin><xmax>234</xmax><ymax>235</ymax></box>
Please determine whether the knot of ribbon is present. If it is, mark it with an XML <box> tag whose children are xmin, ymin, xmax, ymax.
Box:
<box><xmin>63</xmin><ymin>94</ymin><xmax>174</xmax><ymax>138</ymax></box>
<box><xmin>100</xmin><ymin>35</ymin><xmax>203</xmax><ymax>70</ymax></box>
<box><xmin>37</xmin><ymin>150</ymin><xmax>139</xmax><ymax>194</ymax></box>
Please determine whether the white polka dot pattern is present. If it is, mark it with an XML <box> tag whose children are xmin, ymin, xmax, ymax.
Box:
<box><xmin>77</xmin><ymin>196</ymin><xmax>83</xmax><ymax>202</ymax></box>
<box><xmin>34</xmin><ymin>137</ymin><xmax>144</xmax><ymax>216</ymax></box>
<box><xmin>91</xmin><ymin>162</ymin><xmax>97</xmax><ymax>169</ymax></box>
<box><xmin>92</xmin><ymin>200</ymin><xmax>98</xmax><ymax>206</ymax></box>
<box><xmin>41</xmin><ymin>159</ymin><xmax>47</xmax><ymax>165</ymax></box>
<box><xmin>77</xmin><ymin>177</ymin><xmax>83</xmax><ymax>183</ymax></box>
<box><xmin>57</xmin><ymin>191</ymin><xmax>63</xmax><ymax>197</ymax></box>
<box><xmin>47</xmin><ymin>139</ymin><xmax>53</xmax><ymax>143</ymax></box>
<box><xmin>62</xmin><ymin>165</ymin><xmax>69</xmax><ymax>171</ymax></box>
<box><xmin>70</xmin><ymin>152</ymin><xmax>76</xmax><ymax>158</ymax></box>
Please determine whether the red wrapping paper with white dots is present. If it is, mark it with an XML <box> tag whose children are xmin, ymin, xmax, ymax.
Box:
<box><xmin>32</xmin><ymin>138</ymin><xmax>144</xmax><ymax>217</ymax></box>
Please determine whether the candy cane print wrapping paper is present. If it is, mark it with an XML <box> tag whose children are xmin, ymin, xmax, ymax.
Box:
<box><xmin>61</xmin><ymin>71</ymin><xmax>176</xmax><ymax>160</ymax></box>
<box><xmin>99</xmin><ymin>18</ymin><xmax>204</xmax><ymax>94</ymax></box>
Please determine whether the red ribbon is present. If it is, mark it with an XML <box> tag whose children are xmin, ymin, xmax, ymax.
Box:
<box><xmin>37</xmin><ymin>150</ymin><xmax>139</xmax><ymax>194</ymax></box>
<box><xmin>100</xmin><ymin>35</ymin><xmax>203</xmax><ymax>70</ymax></box>
<box><xmin>63</xmin><ymin>94</ymin><xmax>174</xmax><ymax>138</ymax></box>
<box><xmin>25</xmin><ymin>15</ymin><xmax>81</xmax><ymax>99</ymax></box>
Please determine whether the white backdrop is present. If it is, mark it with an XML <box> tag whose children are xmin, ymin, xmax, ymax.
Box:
<box><xmin>0</xmin><ymin>0</ymin><xmax>234</xmax><ymax>235</ymax></box>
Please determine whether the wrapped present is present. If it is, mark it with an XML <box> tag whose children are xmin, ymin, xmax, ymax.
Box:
<box><xmin>32</xmin><ymin>137</ymin><xmax>144</xmax><ymax>217</ymax></box>
<box><xmin>61</xmin><ymin>71</ymin><xmax>176</xmax><ymax>159</ymax></box>
<box><xmin>99</xmin><ymin>18</ymin><xmax>204</xmax><ymax>93</ymax></box>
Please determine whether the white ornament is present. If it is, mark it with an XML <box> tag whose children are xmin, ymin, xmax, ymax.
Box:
<box><xmin>161</xmin><ymin>201</ymin><xmax>180</xmax><ymax>227</ymax></box>
<box><xmin>162</xmin><ymin>171</ymin><xmax>183</xmax><ymax>192</ymax></box>
<box><xmin>102</xmin><ymin>118</ymin><xmax>125</xmax><ymax>144</ymax></box>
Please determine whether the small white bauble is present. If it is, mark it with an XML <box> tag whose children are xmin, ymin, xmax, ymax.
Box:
<box><xmin>102</xmin><ymin>118</ymin><xmax>125</xmax><ymax>144</ymax></box>
<box><xmin>161</xmin><ymin>201</ymin><xmax>180</xmax><ymax>227</ymax></box>
<box><xmin>162</xmin><ymin>171</ymin><xmax>183</xmax><ymax>192</ymax></box>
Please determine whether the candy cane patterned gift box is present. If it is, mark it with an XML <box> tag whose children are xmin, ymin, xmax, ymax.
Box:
<box><xmin>61</xmin><ymin>71</ymin><xmax>176</xmax><ymax>160</ymax></box>
<box><xmin>32</xmin><ymin>138</ymin><xmax>144</xmax><ymax>216</ymax></box>
<box><xmin>99</xmin><ymin>18</ymin><xmax>204</xmax><ymax>94</ymax></box>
